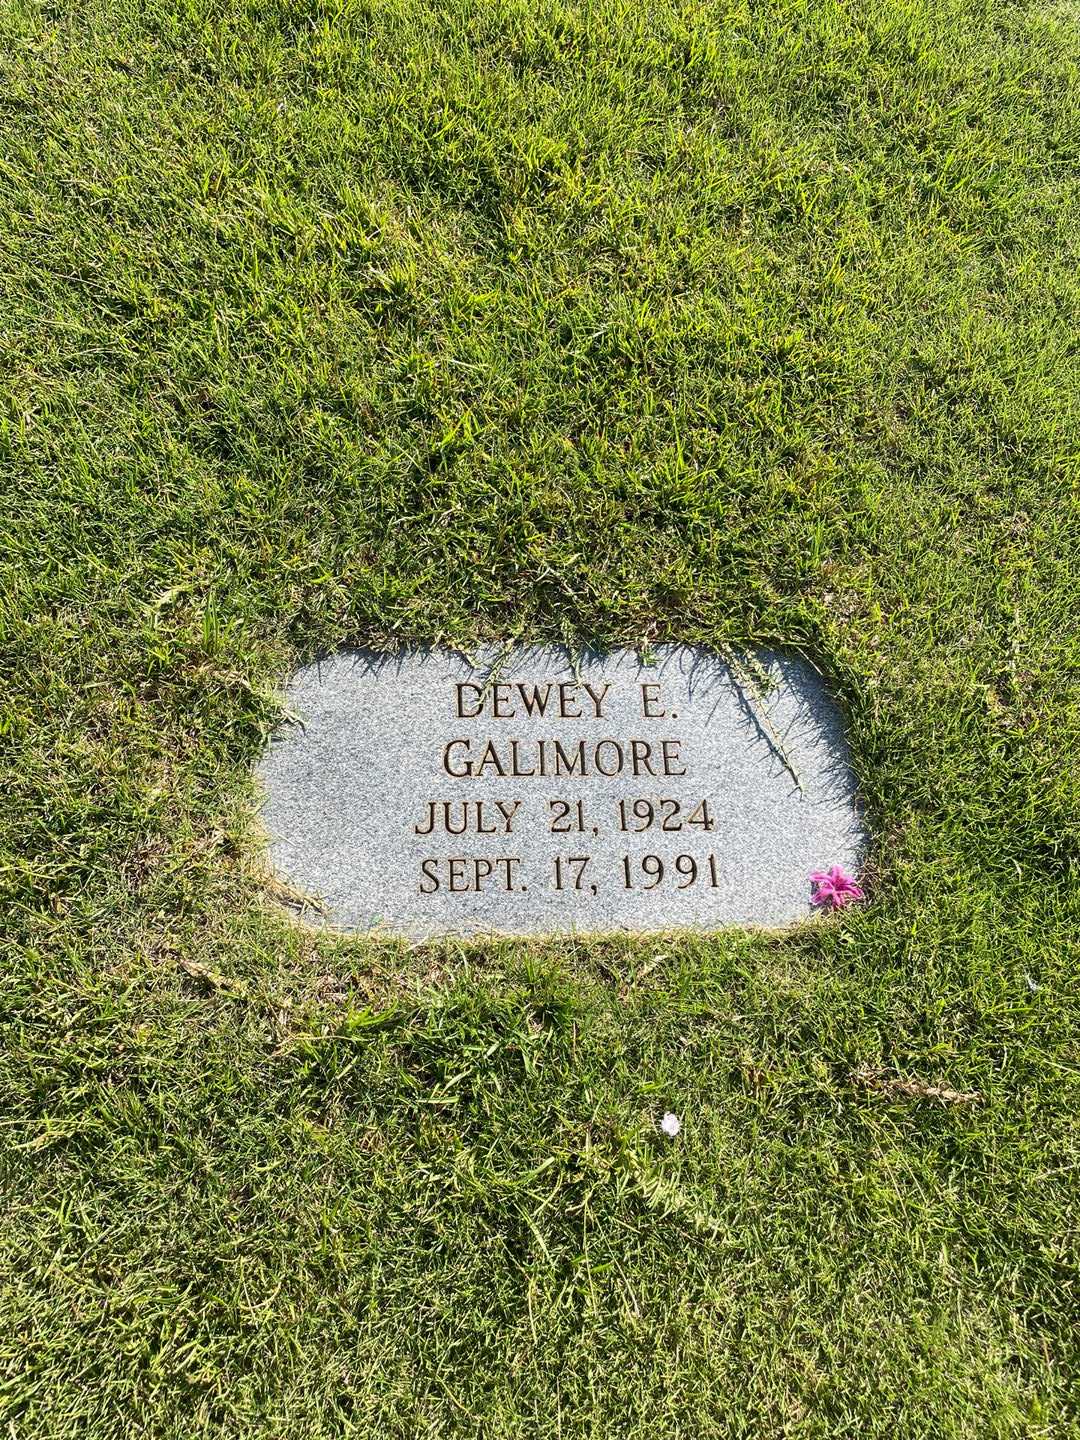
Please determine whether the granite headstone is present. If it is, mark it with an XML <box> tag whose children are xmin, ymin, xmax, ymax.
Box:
<box><xmin>256</xmin><ymin>645</ymin><xmax>864</xmax><ymax>939</ymax></box>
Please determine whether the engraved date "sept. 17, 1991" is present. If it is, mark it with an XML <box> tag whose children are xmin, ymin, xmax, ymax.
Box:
<box><xmin>417</xmin><ymin>851</ymin><xmax>724</xmax><ymax>896</ymax></box>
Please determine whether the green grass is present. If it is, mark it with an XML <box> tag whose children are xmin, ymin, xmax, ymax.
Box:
<box><xmin>2</xmin><ymin>0</ymin><xmax>1079</xmax><ymax>1432</ymax></box>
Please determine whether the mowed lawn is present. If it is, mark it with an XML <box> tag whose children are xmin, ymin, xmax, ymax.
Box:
<box><xmin>2</xmin><ymin>0</ymin><xmax>1079</xmax><ymax>1433</ymax></box>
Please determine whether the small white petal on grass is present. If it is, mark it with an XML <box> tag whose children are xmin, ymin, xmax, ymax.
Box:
<box><xmin>1026</xmin><ymin>973</ymin><xmax>1039</xmax><ymax>993</ymax></box>
<box><xmin>659</xmin><ymin>1112</ymin><xmax>681</xmax><ymax>1137</ymax></box>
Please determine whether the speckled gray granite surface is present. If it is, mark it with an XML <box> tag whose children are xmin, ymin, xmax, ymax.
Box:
<box><xmin>256</xmin><ymin>646</ymin><xmax>865</xmax><ymax>939</ymax></box>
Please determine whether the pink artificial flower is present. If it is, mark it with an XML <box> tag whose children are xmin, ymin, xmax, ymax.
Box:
<box><xmin>810</xmin><ymin>865</ymin><xmax>864</xmax><ymax>910</ymax></box>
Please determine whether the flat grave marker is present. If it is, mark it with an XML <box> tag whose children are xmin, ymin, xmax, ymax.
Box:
<box><xmin>256</xmin><ymin>645</ymin><xmax>865</xmax><ymax>939</ymax></box>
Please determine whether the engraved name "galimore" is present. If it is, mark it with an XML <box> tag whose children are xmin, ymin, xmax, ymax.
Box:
<box><xmin>441</xmin><ymin>736</ymin><xmax>687</xmax><ymax>778</ymax></box>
